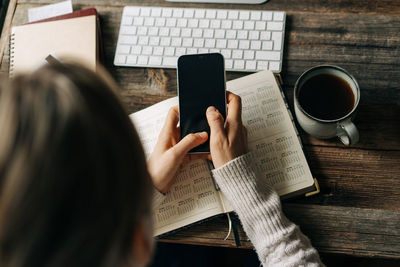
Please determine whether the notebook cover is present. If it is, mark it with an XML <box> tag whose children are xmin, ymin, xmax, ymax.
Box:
<box><xmin>25</xmin><ymin>8</ymin><xmax>104</xmax><ymax>65</ymax></box>
<box><xmin>10</xmin><ymin>15</ymin><xmax>97</xmax><ymax>75</ymax></box>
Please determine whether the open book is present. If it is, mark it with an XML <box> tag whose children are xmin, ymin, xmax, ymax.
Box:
<box><xmin>130</xmin><ymin>70</ymin><xmax>317</xmax><ymax>236</ymax></box>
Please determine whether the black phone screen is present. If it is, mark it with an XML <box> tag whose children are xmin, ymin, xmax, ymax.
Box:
<box><xmin>177</xmin><ymin>53</ymin><xmax>226</xmax><ymax>153</ymax></box>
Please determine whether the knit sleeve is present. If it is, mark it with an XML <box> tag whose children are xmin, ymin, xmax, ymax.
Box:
<box><xmin>212</xmin><ymin>153</ymin><xmax>324</xmax><ymax>267</ymax></box>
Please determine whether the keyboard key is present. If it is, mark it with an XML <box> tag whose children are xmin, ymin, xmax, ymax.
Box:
<box><xmin>154</xmin><ymin>47</ymin><xmax>164</xmax><ymax>56</ymax></box>
<box><xmin>215</xmin><ymin>29</ymin><xmax>225</xmax><ymax>39</ymax></box>
<box><xmin>187</xmin><ymin>48</ymin><xmax>198</xmax><ymax>54</ymax></box>
<box><xmin>155</xmin><ymin>18</ymin><xmax>166</xmax><ymax>27</ymax></box>
<box><xmin>125</xmin><ymin>7</ymin><xmax>140</xmax><ymax>17</ymax></box>
<box><xmin>220</xmin><ymin>49</ymin><xmax>231</xmax><ymax>59</ymax></box>
<box><xmin>182</xmin><ymin>38</ymin><xmax>193</xmax><ymax>47</ymax></box>
<box><xmin>194</xmin><ymin>38</ymin><xmax>204</xmax><ymax>47</ymax></box>
<box><xmin>262</xmin><ymin>11</ymin><xmax>273</xmax><ymax>21</ymax></box>
<box><xmin>195</xmin><ymin>9</ymin><xmax>205</xmax><ymax>18</ymax></box>
<box><xmin>260</xmin><ymin>31</ymin><xmax>271</xmax><ymax>40</ymax></box>
<box><xmin>246</xmin><ymin>60</ymin><xmax>257</xmax><ymax>70</ymax></box>
<box><xmin>216</xmin><ymin>39</ymin><xmax>227</xmax><ymax>48</ymax></box>
<box><xmin>133</xmin><ymin>17</ymin><xmax>144</xmax><ymax>26</ymax></box>
<box><xmin>249</xmin><ymin>31</ymin><xmax>259</xmax><ymax>40</ymax></box>
<box><xmin>269</xmin><ymin>61</ymin><xmax>280</xmax><ymax>71</ymax></box>
<box><xmin>262</xmin><ymin>41</ymin><xmax>273</xmax><ymax>50</ymax></box>
<box><xmin>151</xmin><ymin>8</ymin><xmax>162</xmax><ymax>17</ymax></box>
<box><xmin>166</xmin><ymin>18</ymin><xmax>176</xmax><ymax>27</ymax></box>
<box><xmin>225</xmin><ymin>59</ymin><xmax>233</xmax><ymax>69</ymax></box>
<box><xmin>198</xmin><ymin>48</ymin><xmax>209</xmax><ymax>54</ymax></box>
<box><xmin>162</xmin><ymin>8</ymin><xmax>172</xmax><ymax>17</ymax></box>
<box><xmin>138</xmin><ymin>56</ymin><xmax>148</xmax><ymax>65</ymax></box>
<box><xmin>256</xmin><ymin>51</ymin><xmax>280</xmax><ymax>61</ymax></box>
<box><xmin>177</xmin><ymin>18</ymin><xmax>187</xmax><ymax>27</ymax></box>
<box><xmin>148</xmin><ymin>27</ymin><xmax>159</xmax><ymax>36</ymax></box>
<box><xmin>141</xmin><ymin>8</ymin><xmax>151</xmax><ymax>17</ymax></box>
<box><xmin>237</xmin><ymin>30</ymin><xmax>248</xmax><ymax>39</ymax></box>
<box><xmin>204</xmin><ymin>29</ymin><xmax>214</xmax><ymax>38</ymax></box>
<box><xmin>244</xmin><ymin>50</ymin><xmax>254</xmax><ymax>60</ymax></box>
<box><xmin>142</xmin><ymin>46</ymin><xmax>153</xmax><ymax>55</ymax></box>
<box><xmin>188</xmin><ymin>19</ymin><xmax>199</xmax><ymax>28</ymax></box>
<box><xmin>273</xmin><ymin>12</ymin><xmax>285</xmax><ymax>21</ymax></box>
<box><xmin>138</xmin><ymin>36</ymin><xmax>149</xmax><ymax>45</ymax></box>
<box><xmin>221</xmin><ymin>20</ymin><xmax>232</xmax><ymax>29</ymax></box>
<box><xmin>244</xmin><ymin>21</ymin><xmax>255</xmax><ymax>30</ymax></box>
<box><xmin>234</xmin><ymin>60</ymin><xmax>245</xmax><ymax>69</ymax></box>
<box><xmin>206</xmin><ymin>10</ymin><xmax>216</xmax><ymax>19</ymax></box>
<box><xmin>122</xmin><ymin>16</ymin><xmax>133</xmax><ymax>25</ymax></box>
<box><xmin>131</xmin><ymin>45</ymin><xmax>142</xmax><ymax>54</ymax></box>
<box><xmin>239</xmin><ymin>40</ymin><xmax>250</xmax><ymax>50</ymax></box>
<box><xmin>251</xmin><ymin>40</ymin><xmax>261</xmax><ymax>50</ymax></box>
<box><xmin>205</xmin><ymin>39</ymin><xmax>216</xmax><ymax>48</ymax></box>
<box><xmin>193</xmin><ymin>29</ymin><xmax>203</xmax><ymax>38</ymax></box>
<box><xmin>173</xmin><ymin>9</ymin><xmax>184</xmax><ymax>18</ymax></box>
<box><xmin>232</xmin><ymin>50</ymin><xmax>243</xmax><ymax>59</ymax></box>
<box><xmin>149</xmin><ymin>56</ymin><xmax>162</xmax><ymax>65</ymax></box>
<box><xmin>211</xmin><ymin>20</ymin><xmax>221</xmax><ymax>29</ymax></box>
<box><xmin>199</xmin><ymin>19</ymin><xmax>210</xmax><ymax>28</ymax></box>
<box><xmin>137</xmin><ymin>27</ymin><xmax>148</xmax><ymax>36</ymax></box>
<box><xmin>149</xmin><ymin>37</ymin><xmax>160</xmax><ymax>46</ymax></box>
<box><xmin>120</xmin><ymin>26</ymin><xmax>137</xmax><ymax>35</ymax></box>
<box><xmin>257</xmin><ymin>61</ymin><xmax>269</xmax><ymax>70</ymax></box>
<box><xmin>226</xmin><ymin>30</ymin><xmax>236</xmax><ymax>39</ymax></box>
<box><xmin>272</xmin><ymin>31</ymin><xmax>283</xmax><ymax>50</ymax></box>
<box><xmin>255</xmin><ymin>21</ymin><xmax>266</xmax><ymax>31</ymax></box>
<box><xmin>181</xmin><ymin>28</ymin><xmax>191</xmax><ymax>37</ymax></box>
<box><xmin>239</xmin><ymin>11</ymin><xmax>250</xmax><ymax>20</ymax></box>
<box><xmin>171</xmin><ymin>37</ymin><xmax>182</xmax><ymax>46</ymax></box>
<box><xmin>159</xmin><ymin>28</ymin><xmax>170</xmax><ymax>36</ymax></box>
<box><xmin>233</xmin><ymin>21</ymin><xmax>243</xmax><ymax>30</ymax></box>
<box><xmin>127</xmin><ymin>55</ymin><xmax>137</xmax><ymax>64</ymax></box>
<box><xmin>217</xmin><ymin>10</ymin><xmax>228</xmax><ymax>19</ymax></box>
<box><xmin>164</xmin><ymin>47</ymin><xmax>175</xmax><ymax>56</ymax></box>
<box><xmin>267</xmin><ymin>22</ymin><xmax>283</xmax><ymax>31</ymax></box>
<box><xmin>184</xmin><ymin>9</ymin><xmax>194</xmax><ymax>18</ymax></box>
<box><xmin>160</xmin><ymin>37</ymin><xmax>171</xmax><ymax>46</ymax></box>
<box><xmin>117</xmin><ymin>45</ymin><xmax>130</xmax><ymax>54</ymax></box>
<box><xmin>115</xmin><ymin>55</ymin><xmax>126</xmax><ymax>64</ymax></box>
<box><xmin>170</xmin><ymin>28</ymin><xmax>181</xmax><ymax>37</ymax></box>
<box><xmin>120</xmin><ymin>35</ymin><xmax>137</xmax><ymax>44</ymax></box>
<box><xmin>163</xmin><ymin>57</ymin><xmax>177</xmax><ymax>66</ymax></box>
<box><xmin>250</xmin><ymin>11</ymin><xmax>261</xmax><ymax>20</ymax></box>
<box><xmin>144</xmin><ymin>17</ymin><xmax>154</xmax><ymax>26</ymax></box>
<box><xmin>175</xmin><ymin>48</ymin><xmax>186</xmax><ymax>56</ymax></box>
<box><xmin>228</xmin><ymin>10</ymin><xmax>239</xmax><ymax>20</ymax></box>
<box><xmin>228</xmin><ymin>40</ymin><xmax>238</xmax><ymax>49</ymax></box>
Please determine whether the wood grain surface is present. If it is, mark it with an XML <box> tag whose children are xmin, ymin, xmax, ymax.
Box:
<box><xmin>0</xmin><ymin>0</ymin><xmax>399</xmax><ymax>259</ymax></box>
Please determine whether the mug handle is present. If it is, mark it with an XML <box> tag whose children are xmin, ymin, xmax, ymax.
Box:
<box><xmin>337</xmin><ymin>119</ymin><xmax>359</xmax><ymax>146</ymax></box>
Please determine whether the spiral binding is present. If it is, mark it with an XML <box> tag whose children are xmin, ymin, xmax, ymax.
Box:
<box><xmin>9</xmin><ymin>33</ymin><xmax>15</xmax><ymax>77</ymax></box>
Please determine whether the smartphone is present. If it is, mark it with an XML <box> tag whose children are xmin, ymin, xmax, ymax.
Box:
<box><xmin>177</xmin><ymin>53</ymin><xmax>227</xmax><ymax>153</ymax></box>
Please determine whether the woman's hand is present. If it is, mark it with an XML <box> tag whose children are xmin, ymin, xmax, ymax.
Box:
<box><xmin>147</xmin><ymin>106</ymin><xmax>208</xmax><ymax>193</ymax></box>
<box><xmin>206</xmin><ymin>92</ymin><xmax>248</xmax><ymax>169</ymax></box>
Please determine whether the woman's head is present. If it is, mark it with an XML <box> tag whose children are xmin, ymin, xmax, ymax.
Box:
<box><xmin>0</xmin><ymin>63</ymin><xmax>152</xmax><ymax>267</ymax></box>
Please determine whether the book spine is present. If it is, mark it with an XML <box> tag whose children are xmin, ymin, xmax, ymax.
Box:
<box><xmin>9</xmin><ymin>33</ymin><xmax>15</xmax><ymax>77</ymax></box>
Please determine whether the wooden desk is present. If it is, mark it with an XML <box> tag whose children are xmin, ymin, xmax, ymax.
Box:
<box><xmin>1</xmin><ymin>0</ymin><xmax>399</xmax><ymax>260</ymax></box>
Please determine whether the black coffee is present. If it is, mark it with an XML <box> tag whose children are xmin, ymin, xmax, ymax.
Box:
<box><xmin>298</xmin><ymin>74</ymin><xmax>355</xmax><ymax>120</ymax></box>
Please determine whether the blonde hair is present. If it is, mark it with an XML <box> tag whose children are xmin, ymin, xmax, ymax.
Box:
<box><xmin>0</xmin><ymin>63</ymin><xmax>151</xmax><ymax>267</ymax></box>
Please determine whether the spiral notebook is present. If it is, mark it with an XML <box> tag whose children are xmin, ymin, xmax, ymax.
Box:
<box><xmin>10</xmin><ymin>9</ymin><xmax>99</xmax><ymax>76</ymax></box>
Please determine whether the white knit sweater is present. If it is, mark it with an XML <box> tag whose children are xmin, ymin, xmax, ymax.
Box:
<box><xmin>153</xmin><ymin>153</ymin><xmax>324</xmax><ymax>266</ymax></box>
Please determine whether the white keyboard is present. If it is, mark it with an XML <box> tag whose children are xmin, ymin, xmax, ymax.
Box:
<box><xmin>114</xmin><ymin>6</ymin><xmax>286</xmax><ymax>72</ymax></box>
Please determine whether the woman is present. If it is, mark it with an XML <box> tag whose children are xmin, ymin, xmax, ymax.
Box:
<box><xmin>0</xmin><ymin>63</ymin><xmax>323</xmax><ymax>266</ymax></box>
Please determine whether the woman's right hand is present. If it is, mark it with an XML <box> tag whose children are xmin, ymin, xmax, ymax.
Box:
<box><xmin>206</xmin><ymin>92</ymin><xmax>248</xmax><ymax>169</ymax></box>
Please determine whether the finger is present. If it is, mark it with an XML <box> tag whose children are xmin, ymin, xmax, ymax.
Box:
<box><xmin>171</xmin><ymin>132</ymin><xmax>208</xmax><ymax>158</ymax></box>
<box><xmin>161</xmin><ymin>106</ymin><xmax>179</xmax><ymax>133</ymax></box>
<box><xmin>226</xmin><ymin>92</ymin><xmax>242</xmax><ymax>123</ymax></box>
<box><xmin>206</xmin><ymin>106</ymin><xmax>226</xmax><ymax>139</ymax></box>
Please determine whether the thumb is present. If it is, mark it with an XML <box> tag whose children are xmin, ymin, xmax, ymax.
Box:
<box><xmin>171</xmin><ymin>132</ymin><xmax>208</xmax><ymax>157</ymax></box>
<box><xmin>206</xmin><ymin>106</ymin><xmax>226</xmax><ymax>140</ymax></box>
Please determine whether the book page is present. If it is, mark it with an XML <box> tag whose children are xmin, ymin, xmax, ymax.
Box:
<box><xmin>227</xmin><ymin>70</ymin><xmax>314</xmax><ymax>196</ymax></box>
<box><xmin>130</xmin><ymin>98</ymin><xmax>225</xmax><ymax>236</ymax></box>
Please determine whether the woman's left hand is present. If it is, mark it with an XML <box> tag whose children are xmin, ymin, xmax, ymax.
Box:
<box><xmin>147</xmin><ymin>106</ymin><xmax>209</xmax><ymax>193</ymax></box>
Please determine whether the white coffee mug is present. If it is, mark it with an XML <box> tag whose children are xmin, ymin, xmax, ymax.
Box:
<box><xmin>294</xmin><ymin>65</ymin><xmax>360</xmax><ymax>146</ymax></box>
